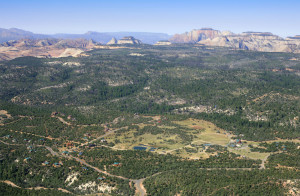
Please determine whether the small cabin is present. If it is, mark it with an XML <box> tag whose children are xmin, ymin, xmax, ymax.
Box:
<box><xmin>24</xmin><ymin>157</ymin><xmax>31</xmax><ymax>162</ymax></box>
<box><xmin>4</xmin><ymin>135</ymin><xmax>12</xmax><ymax>139</ymax></box>
<box><xmin>236</xmin><ymin>139</ymin><xmax>242</xmax><ymax>144</ymax></box>
<box><xmin>53</xmin><ymin>162</ymin><xmax>61</xmax><ymax>168</ymax></box>
<box><xmin>97</xmin><ymin>177</ymin><xmax>106</xmax><ymax>181</ymax></box>
<box><xmin>42</xmin><ymin>161</ymin><xmax>49</xmax><ymax>166</ymax></box>
<box><xmin>112</xmin><ymin>162</ymin><xmax>121</xmax><ymax>167</ymax></box>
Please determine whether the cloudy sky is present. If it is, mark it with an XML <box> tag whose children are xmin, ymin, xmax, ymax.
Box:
<box><xmin>1</xmin><ymin>0</ymin><xmax>299</xmax><ymax>37</ymax></box>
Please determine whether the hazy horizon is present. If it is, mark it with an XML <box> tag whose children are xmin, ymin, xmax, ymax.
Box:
<box><xmin>1</xmin><ymin>0</ymin><xmax>300</xmax><ymax>37</ymax></box>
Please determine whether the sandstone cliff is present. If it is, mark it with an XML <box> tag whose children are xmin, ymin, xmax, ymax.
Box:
<box><xmin>106</xmin><ymin>36</ymin><xmax>142</xmax><ymax>45</ymax></box>
<box><xmin>198</xmin><ymin>32</ymin><xmax>300</xmax><ymax>53</ymax></box>
<box><xmin>170</xmin><ymin>28</ymin><xmax>300</xmax><ymax>53</ymax></box>
<box><xmin>169</xmin><ymin>28</ymin><xmax>221</xmax><ymax>43</ymax></box>
<box><xmin>107</xmin><ymin>37</ymin><xmax>118</xmax><ymax>45</ymax></box>
<box><xmin>117</xmin><ymin>36</ymin><xmax>142</xmax><ymax>45</ymax></box>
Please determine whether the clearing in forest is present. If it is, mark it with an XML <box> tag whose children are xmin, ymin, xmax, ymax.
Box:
<box><xmin>104</xmin><ymin>118</ymin><xmax>232</xmax><ymax>159</ymax></box>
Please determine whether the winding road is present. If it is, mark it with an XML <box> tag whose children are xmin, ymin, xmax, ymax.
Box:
<box><xmin>1</xmin><ymin>136</ymin><xmax>262</xmax><ymax>196</ymax></box>
<box><xmin>44</xmin><ymin>145</ymin><xmax>147</xmax><ymax>195</ymax></box>
<box><xmin>0</xmin><ymin>180</ymin><xmax>72</xmax><ymax>194</ymax></box>
<box><xmin>69</xmin><ymin>127</ymin><xmax>127</xmax><ymax>151</ymax></box>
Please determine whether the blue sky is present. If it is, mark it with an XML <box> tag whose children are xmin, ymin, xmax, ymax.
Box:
<box><xmin>0</xmin><ymin>0</ymin><xmax>299</xmax><ymax>37</ymax></box>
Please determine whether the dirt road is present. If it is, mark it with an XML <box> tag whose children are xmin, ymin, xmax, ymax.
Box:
<box><xmin>133</xmin><ymin>179</ymin><xmax>146</xmax><ymax>196</ymax></box>
<box><xmin>0</xmin><ymin>180</ymin><xmax>72</xmax><ymax>194</ymax></box>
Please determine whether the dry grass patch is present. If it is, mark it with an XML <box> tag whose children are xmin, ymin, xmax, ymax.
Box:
<box><xmin>173</xmin><ymin>118</ymin><xmax>230</xmax><ymax>146</ymax></box>
<box><xmin>228</xmin><ymin>148</ymin><xmax>270</xmax><ymax>160</ymax></box>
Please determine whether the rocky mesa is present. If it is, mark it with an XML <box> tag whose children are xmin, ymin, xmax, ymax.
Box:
<box><xmin>107</xmin><ymin>36</ymin><xmax>142</xmax><ymax>45</ymax></box>
<box><xmin>169</xmin><ymin>28</ymin><xmax>221</xmax><ymax>43</ymax></box>
<box><xmin>170</xmin><ymin>28</ymin><xmax>300</xmax><ymax>53</ymax></box>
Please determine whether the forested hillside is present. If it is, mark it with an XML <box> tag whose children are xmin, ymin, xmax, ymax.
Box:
<box><xmin>0</xmin><ymin>44</ymin><xmax>299</xmax><ymax>195</ymax></box>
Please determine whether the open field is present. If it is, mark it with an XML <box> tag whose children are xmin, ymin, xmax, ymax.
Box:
<box><xmin>228</xmin><ymin>148</ymin><xmax>270</xmax><ymax>160</ymax></box>
<box><xmin>105</xmin><ymin>117</ymin><xmax>236</xmax><ymax>159</ymax></box>
<box><xmin>102</xmin><ymin>117</ymin><xmax>299</xmax><ymax>161</ymax></box>
<box><xmin>173</xmin><ymin>118</ymin><xmax>231</xmax><ymax>146</ymax></box>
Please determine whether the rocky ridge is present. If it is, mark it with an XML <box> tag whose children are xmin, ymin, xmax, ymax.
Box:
<box><xmin>107</xmin><ymin>37</ymin><xmax>118</xmax><ymax>45</ymax></box>
<box><xmin>0</xmin><ymin>28</ymin><xmax>171</xmax><ymax>44</ymax></box>
<box><xmin>169</xmin><ymin>28</ymin><xmax>221</xmax><ymax>43</ymax></box>
<box><xmin>107</xmin><ymin>36</ymin><xmax>142</xmax><ymax>45</ymax></box>
<box><xmin>170</xmin><ymin>29</ymin><xmax>300</xmax><ymax>53</ymax></box>
<box><xmin>0</xmin><ymin>38</ymin><xmax>97</xmax><ymax>61</ymax></box>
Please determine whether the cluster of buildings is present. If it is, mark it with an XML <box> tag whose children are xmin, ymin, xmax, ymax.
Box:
<box><xmin>228</xmin><ymin>139</ymin><xmax>243</xmax><ymax>148</ymax></box>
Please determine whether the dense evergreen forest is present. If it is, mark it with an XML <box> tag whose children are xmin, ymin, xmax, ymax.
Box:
<box><xmin>0</xmin><ymin>44</ymin><xmax>299</xmax><ymax>195</ymax></box>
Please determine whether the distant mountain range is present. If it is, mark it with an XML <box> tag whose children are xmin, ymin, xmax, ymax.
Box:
<box><xmin>1</xmin><ymin>27</ymin><xmax>300</xmax><ymax>56</ymax></box>
<box><xmin>0</xmin><ymin>28</ymin><xmax>48</xmax><ymax>43</ymax></box>
<box><xmin>170</xmin><ymin>28</ymin><xmax>300</xmax><ymax>53</ymax></box>
<box><xmin>0</xmin><ymin>28</ymin><xmax>171</xmax><ymax>44</ymax></box>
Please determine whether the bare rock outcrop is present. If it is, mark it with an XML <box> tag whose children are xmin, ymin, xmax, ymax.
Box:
<box><xmin>106</xmin><ymin>36</ymin><xmax>142</xmax><ymax>45</ymax></box>
<box><xmin>117</xmin><ymin>36</ymin><xmax>142</xmax><ymax>45</ymax></box>
<box><xmin>169</xmin><ymin>28</ymin><xmax>221</xmax><ymax>43</ymax></box>
<box><xmin>170</xmin><ymin>28</ymin><xmax>300</xmax><ymax>53</ymax></box>
<box><xmin>107</xmin><ymin>37</ymin><xmax>118</xmax><ymax>45</ymax></box>
<box><xmin>0</xmin><ymin>38</ymin><xmax>97</xmax><ymax>61</ymax></box>
<box><xmin>155</xmin><ymin>40</ymin><xmax>172</xmax><ymax>45</ymax></box>
<box><xmin>199</xmin><ymin>32</ymin><xmax>300</xmax><ymax>53</ymax></box>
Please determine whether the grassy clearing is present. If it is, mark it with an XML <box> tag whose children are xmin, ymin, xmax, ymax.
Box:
<box><xmin>104</xmin><ymin>118</ymin><xmax>232</xmax><ymax>159</ymax></box>
<box><xmin>173</xmin><ymin>118</ymin><xmax>230</xmax><ymax>146</ymax></box>
<box><xmin>105</xmin><ymin>130</ymin><xmax>185</xmax><ymax>152</ymax></box>
<box><xmin>228</xmin><ymin>148</ymin><xmax>270</xmax><ymax>160</ymax></box>
<box><xmin>99</xmin><ymin>117</ymin><xmax>296</xmax><ymax>161</ymax></box>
